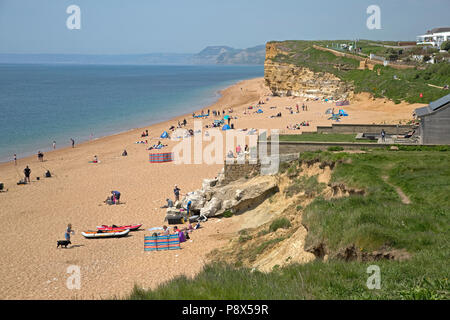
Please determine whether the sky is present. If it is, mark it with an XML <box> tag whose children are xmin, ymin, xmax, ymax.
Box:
<box><xmin>0</xmin><ymin>0</ymin><xmax>449</xmax><ymax>54</ymax></box>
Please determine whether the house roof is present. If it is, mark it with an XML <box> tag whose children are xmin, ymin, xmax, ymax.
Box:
<box><xmin>415</xmin><ymin>93</ymin><xmax>450</xmax><ymax>117</ymax></box>
<box><xmin>430</xmin><ymin>27</ymin><xmax>450</xmax><ymax>34</ymax></box>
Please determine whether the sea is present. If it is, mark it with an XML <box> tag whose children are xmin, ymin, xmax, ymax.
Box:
<box><xmin>0</xmin><ymin>64</ymin><xmax>263</xmax><ymax>163</ymax></box>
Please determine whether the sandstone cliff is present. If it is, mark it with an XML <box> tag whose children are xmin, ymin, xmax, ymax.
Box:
<box><xmin>264</xmin><ymin>42</ymin><xmax>353</xmax><ymax>100</ymax></box>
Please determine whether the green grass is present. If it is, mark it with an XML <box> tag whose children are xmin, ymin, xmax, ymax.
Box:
<box><xmin>126</xmin><ymin>148</ymin><xmax>450</xmax><ymax>300</ymax></box>
<box><xmin>279</xmin><ymin>133</ymin><xmax>377</xmax><ymax>143</ymax></box>
<box><xmin>284</xmin><ymin>175</ymin><xmax>326</xmax><ymax>198</ymax></box>
<box><xmin>269</xmin><ymin>217</ymin><xmax>292</xmax><ymax>232</ymax></box>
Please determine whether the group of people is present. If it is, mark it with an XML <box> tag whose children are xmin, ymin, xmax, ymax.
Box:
<box><xmin>140</xmin><ymin>130</ymin><xmax>149</xmax><ymax>138</ymax></box>
<box><xmin>227</xmin><ymin>144</ymin><xmax>249</xmax><ymax>159</ymax></box>
<box><xmin>159</xmin><ymin>221</ymin><xmax>201</xmax><ymax>243</ymax></box>
<box><xmin>169</xmin><ymin>119</ymin><xmax>187</xmax><ymax>131</ymax></box>
<box><xmin>286</xmin><ymin>121</ymin><xmax>311</xmax><ymax>130</ymax></box>
<box><xmin>17</xmin><ymin>165</ymin><xmax>51</xmax><ymax>185</ymax></box>
<box><xmin>211</xmin><ymin>108</ymin><xmax>233</xmax><ymax>117</ymax></box>
<box><xmin>270</xmin><ymin>112</ymin><xmax>282</xmax><ymax>118</ymax></box>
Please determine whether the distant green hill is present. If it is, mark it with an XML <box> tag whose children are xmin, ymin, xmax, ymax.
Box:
<box><xmin>268</xmin><ymin>40</ymin><xmax>450</xmax><ymax>104</ymax></box>
<box><xmin>192</xmin><ymin>45</ymin><xmax>266</xmax><ymax>65</ymax></box>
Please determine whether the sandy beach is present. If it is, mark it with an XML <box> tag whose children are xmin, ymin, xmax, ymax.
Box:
<box><xmin>0</xmin><ymin>77</ymin><xmax>424</xmax><ymax>299</ymax></box>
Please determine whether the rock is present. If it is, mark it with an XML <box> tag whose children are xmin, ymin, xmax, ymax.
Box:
<box><xmin>181</xmin><ymin>190</ymin><xmax>206</xmax><ymax>210</ymax></box>
<box><xmin>211</xmin><ymin>176</ymin><xmax>278</xmax><ymax>217</ymax></box>
<box><xmin>200</xmin><ymin>197</ymin><xmax>222</xmax><ymax>217</ymax></box>
<box><xmin>204</xmin><ymin>191</ymin><xmax>213</xmax><ymax>202</ymax></box>
<box><xmin>222</xmin><ymin>199</ymin><xmax>238</xmax><ymax>211</ymax></box>
<box><xmin>235</xmin><ymin>189</ymin><xmax>243</xmax><ymax>200</ymax></box>
<box><xmin>166</xmin><ymin>207</ymin><xmax>181</xmax><ymax>215</ymax></box>
<box><xmin>202</xmin><ymin>178</ymin><xmax>218</xmax><ymax>190</ymax></box>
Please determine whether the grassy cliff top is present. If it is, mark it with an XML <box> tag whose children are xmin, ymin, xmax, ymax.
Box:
<box><xmin>267</xmin><ymin>40</ymin><xmax>450</xmax><ymax>104</ymax></box>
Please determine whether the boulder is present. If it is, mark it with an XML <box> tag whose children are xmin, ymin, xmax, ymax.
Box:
<box><xmin>200</xmin><ymin>197</ymin><xmax>222</xmax><ymax>217</ymax></box>
<box><xmin>202</xmin><ymin>178</ymin><xmax>218</xmax><ymax>190</ymax></box>
<box><xmin>166</xmin><ymin>207</ymin><xmax>181</xmax><ymax>216</ymax></box>
<box><xmin>222</xmin><ymin>199</ymin><xmax>238</xmax><ymax>211</ymax></box>
<box><xmin>182</xmin><ymin>190</ymin><xmax>206</xmax><ymax>210</ymax></box>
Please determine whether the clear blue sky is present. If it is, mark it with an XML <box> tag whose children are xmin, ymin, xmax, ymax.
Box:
<box><xmin>0</xmin><ymin>0</ymin><xmax>449</xmax><ymax>54</ymax></box>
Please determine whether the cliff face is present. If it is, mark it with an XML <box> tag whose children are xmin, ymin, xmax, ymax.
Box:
<box><xmin>264</xmin><ymin>42</ymin><xmax>353</xmax><ymax>100</ymax></box>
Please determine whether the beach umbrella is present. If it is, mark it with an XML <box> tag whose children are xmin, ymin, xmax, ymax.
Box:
<box><xmin>224</xmin><ymin>115</ymin><xmax>230</xmax><ymax>120</ymax></box>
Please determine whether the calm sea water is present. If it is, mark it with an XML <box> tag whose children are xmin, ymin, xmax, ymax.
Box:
<box><xmin>0</xmin><ymin>64</ymin><xmax>263</xmax><ymax>162</ymax></box>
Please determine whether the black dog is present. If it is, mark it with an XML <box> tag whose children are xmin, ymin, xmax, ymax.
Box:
<box><xmin>57</xmin><ymin>240</ymin><xmax>71</xmax><ymax>248</ymax></box>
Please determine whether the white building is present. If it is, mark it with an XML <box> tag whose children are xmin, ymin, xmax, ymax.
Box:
<box><xmin>417</xmin><ymin>27</ymin><xmax>450</xmax><ymax>47</ymax></box>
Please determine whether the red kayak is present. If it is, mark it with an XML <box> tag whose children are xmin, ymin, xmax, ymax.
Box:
<box><xmin>96</xmin><ymin>224</ymin><xmax>142</xmax><ymax>231</ymax></box>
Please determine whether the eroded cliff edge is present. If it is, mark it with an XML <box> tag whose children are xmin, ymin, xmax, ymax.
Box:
<box><xmin>264</xmin><ymin>42</ymin><xmax>353</xmax><ymax>100</ymax></box>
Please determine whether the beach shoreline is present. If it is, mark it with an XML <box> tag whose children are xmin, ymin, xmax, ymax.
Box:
<box><xmin>0</xmin><ymin>77</ymin><xmax>256</xmax><ymax>165</ymax></box>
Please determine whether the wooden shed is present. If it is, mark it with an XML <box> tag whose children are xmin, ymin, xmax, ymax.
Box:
<box><xmin>415</xmin><ymin>94</ymin><xmax>450</xmax><ymax>145</ymax></box>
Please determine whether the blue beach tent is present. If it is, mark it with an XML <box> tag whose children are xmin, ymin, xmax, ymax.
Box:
<box><xmin>256</xmin><ymin>109</ymin><xmax>263</xmax><ymax>114</ymax></box>
<box><xmin>222</xmin><ymin>124</ymin><xmax>231</xmax><ymax>131</ymax></box>
<box><xmin>160</xmin><ymin>131</ymin><xmax>169</xmax><ymax>138</ymax></box>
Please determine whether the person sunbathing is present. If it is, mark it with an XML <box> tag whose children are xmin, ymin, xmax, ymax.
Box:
<box><xmin>227</xmin><ymin>150</ymin><xmax>235</xmax><ymax>158</ymax></box>
<box><xmin>404</xmin><ymin>130</ymin><xmax>415</xmax><ymax>138</ymax></box>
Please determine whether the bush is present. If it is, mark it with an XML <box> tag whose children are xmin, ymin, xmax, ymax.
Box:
<box><xmin>223</xmin><ymin>210</ymin><xmax>233</xmax><ymax>218</ymax></box>
<box><xmin>269</xmin><ymin>218</ymin><xmax>292</xmax><ymax>232</ymax></box>
<box><xmin>327</xmin><ymin>146</ymin><xmax>344</xmax><ymax>152</ymax></box>
<box><xmin>441</xmin><ymin>41</ymin><xmax>450</xmax><ymax>51</ymax></box>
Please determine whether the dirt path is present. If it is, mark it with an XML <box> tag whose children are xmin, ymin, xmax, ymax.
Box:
<box><xmin>382</xmin><ymin>175</ymin><xmax>411</xmax><ymax>205</ymax></box>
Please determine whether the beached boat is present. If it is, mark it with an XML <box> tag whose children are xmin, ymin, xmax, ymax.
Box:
<box><xmin>81</xmin><ymin>229</ymin><xmax>130</xmax><ymax>238</ymax></box>
<box><xmin>96</xmin><ymin>224</ymin><xmax>142</xmax><ymax>231</ymax></box>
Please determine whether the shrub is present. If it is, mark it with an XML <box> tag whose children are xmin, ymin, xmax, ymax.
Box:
<box><xmin>223</xmin><ymin>210</ymin><xmax>233</xmax><ymax>218</ymax></box>
<box><xmin>269</xmin><ymin>218</ymin><xmax>292</xmax><ymax>232</ymax></box>
<box><xmin>441</xmin><ymin>41</ymin><xmax>450</xmax><ymax>51</ymax></box>
<box><xmin>327</xmin><ymin>146</ymin><xmax>344</xmax><ymax>152</ymax></box>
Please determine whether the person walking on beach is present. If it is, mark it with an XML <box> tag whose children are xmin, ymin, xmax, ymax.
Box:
<box><xmin>71</xmin><ymin>138</ymin><xmax>75</xmax><ymax>148</ymax></box>
<box><xmin>65</xmin><ymin>224</ymin><xmax>75</xmax><ymax>242</ymax></box>
<box><xmin>37</xmin><ymin>151</ymin><xmax>44</xmax><ymax>162</ymax></box>
<box><xmin>24</xmin><ymin>166</ymin><xmax>31</xmax><ymax>183</ymax></box>
<box><xmin>13</xmin><ymin>154</ymin><xmax>17</xmax><ymax>166</ymax></box>
<box><xmin>52</xmin><ymin>141</ymin><xmax>56</xmax><ymax>149</ymax></box>
<box><xmin>174</xmin><ymin>185</ymin><xmax>181</xmax><ymax>202</ymax></box>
